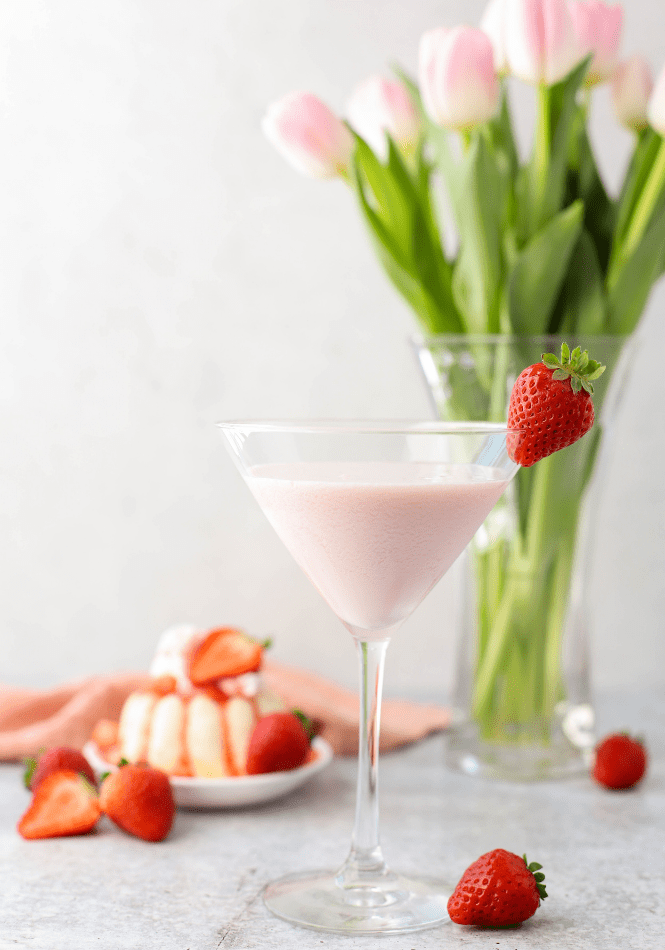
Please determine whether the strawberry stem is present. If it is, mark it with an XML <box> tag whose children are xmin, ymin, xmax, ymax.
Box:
<box><xmin>523</xmin><ymin>854</ymin><xmax>548</xmax><ymax>900</ymax></box>
<box><xmin>542</xmin><ymin>342</ymin><xmax>605</xmax><ymax>395</ymax></box>
<box><xmin>22</xmin><ymin>757</ymin><xmax>38</xmax><ymax>790</ymax></box>
<box><xmin>292</xmin><ymin>709</ymin><xmax>315</xmax><ymax>741</ymax></box>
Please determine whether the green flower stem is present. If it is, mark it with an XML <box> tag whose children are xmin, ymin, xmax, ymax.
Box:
<box><xmin>525</xmin><ymin>452</ymin><xmax>558</xmax><ymax>563</ymax></box>
<box><xmin>610</xmin><ymin>134</ymin><xmax>665</xmax><ymax>286</ymax></box>
<box><xmin>472</xmin><ymin>550</ymin><xmax>571</xmax><ymax>739</ymax></box>
<box><xmin>472</xmin><ymin>551</ymin><xmax>533</xmax><ymax>723</ymax></box>
<box><xmin>543</xmin><ymin>540</ymin><xmax>575</xmax><ymax>715</ymax></box>
<box><xmin>471</xmin><ymin>454</ymin><xmax>568</xmax><ymax>733</ymax></box>
<box><xmin>506</xmin><ymin>647</ymin><xmax>527</xmax><ymax>723</ymax></box>
<box><xmin>476</xmin><ymin>551</ymin><xmax>491</xmax><ymax>658</ymax></box>
<box><xmin>460</xmin><ymin>129</ymin><xmax>473</xmax><ymax>151</ymax></box>
<box><xmin>532</xmin><ymin>84</ymin><xmax>553</xmax><ymax>228</ymax></box>
<box><xmin>423</xmin><ymin>339</ymin><xmax>626</xmax><ymax>749</ymax></box>
<box><xmin>475</xmin><ymin>538</ymin><xmax>507</xmax><ymax>662</ymax></box>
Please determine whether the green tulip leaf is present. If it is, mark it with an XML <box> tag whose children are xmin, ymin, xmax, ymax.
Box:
<box><xmin>486</xmin><ymin>82</ymin><xmax>519</xmax><ymax>182</ymax></box>
<box><xmin>612</xmin><ymin>128</ymin><xmax>663</xmax><ymax>258</ymax></box>
<box><xmin>391</xmin><ymin>64</ymin><xmax>465</xmax><ymax>221</ymax></box>
<box><xmin>350</xmin><ymin>150</ymin><xmax>462</xmax><ymax>334</ymax></box>
<box><xmin>386</xmin><ymin>137</ymin><xmax>457</xmax><ymax>312</ymax></box>
<box><xmin>352</xmin><ymin>133</ymin><xmax>413</xmax><ymax>259</ymax></box>
<box><xmin>607</xmin><ymin>200</ymin><xmax>665</xmax><ymax>334</ymax></box>
<box><xmin>507</xmin><ymin>200</ymin><xmax>584</xmax><ymax>335</ymax></box>
<box><xmin>452</xmin><ymin>133</ymin><xmax>507</xmax><ymax>333</ymax></box>
<box><xmin>526</xmin><ymin>56</ymin><xmax>591</xmax><ymax>236</ymax></box>
<box><xmin>396</xmin><ymin>140</ymin><xmax>462</xmax><ymax>326</ymax></box>
<box><xmin>551</xmin><ymin>228</ymin><xmax>607</xmax><ymax>335</ymax></box>
<box><xmin>569</xmin><ymin>120</ymin><xmax>615</xmax><ymax>271</ymax></box>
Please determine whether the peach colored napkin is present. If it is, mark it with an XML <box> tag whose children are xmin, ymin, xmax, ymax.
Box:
<box><xmin>0</xmin><ymin>673</ymin><xmax>149</xmax><ymax>761</ymax></box>
<box><xmin>0</xmin><ymin>664</ymin><xmax>449</xmax><ymax>761</ymax></box>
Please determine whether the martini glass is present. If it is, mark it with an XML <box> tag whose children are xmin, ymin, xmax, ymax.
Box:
<box><xmin>218</xmin><ymin>421</ymin><xmax>522</xmax><ymax>935</ymax></box>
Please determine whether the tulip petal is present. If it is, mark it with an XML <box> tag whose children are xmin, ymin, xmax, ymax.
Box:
<box><xmin>419</xmin><ymin>26</ymin><xmax>498</xmax><ymax>130</ymax></box>
<box><xmin>481</xmin><ymin>0</ymin><xmax>509</xmax><ymax>74</ymax></box>
<box><xmin>347</xmin><ymin>76</ymin><xmax>420</xmax><ymax>158</ymax></box>
<box><xmin>647</xmin><ymin>63</ymin><xmax>665</xmax><ymax>136</ymax></box>
<box><xmin>505</xmin><ymin>0</ymin><xmax>580</xmax><ymax>85</ymax></box>
<box><xmin>263</xmin><ymin>92</ymin><xmax>354</xmax><ymax>179</ymax></box>
<box><xmin>570</xmin><ymin>1</ymin><xmax>623</xmax><ymax>84</ymax></box>
<box><xmin>612</xmin><ymin>54</ymin><xmax>653</xmax><ymax>131</ymax></box>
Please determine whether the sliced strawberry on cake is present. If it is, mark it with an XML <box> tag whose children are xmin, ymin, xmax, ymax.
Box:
<box><xmin>187</xmin><ymin>627</ymin><xmax>266</xmax><ymax>684</ymax></box>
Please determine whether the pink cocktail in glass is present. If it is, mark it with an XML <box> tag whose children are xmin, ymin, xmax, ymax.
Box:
<box><xmin>218</xmin><ymin>422</ymin><xmax>522</xmax><ymax>935</ymax></box>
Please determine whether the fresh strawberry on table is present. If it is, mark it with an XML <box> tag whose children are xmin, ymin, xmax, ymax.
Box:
<box><xmin>99</xmin><ymin>762</ymin><xmax>175</xmax><ymax>842</ymax></box>
<box><xmin>188</xmin><ymin>627</ymin><xmax>266</xmax><ymax>685</ymax></box>
<box><xmin>592</xmin><ymin>732</ymin><xmax>648</xmax><ymax>790</ymax></box>
<box><xmin>447</xmin><ymin>849</ymin><xmax>547</xmax><ymax>927</ymax></box>
<box><xmin>246</xmin><ymin>711</ymin><xmax>312</xmax><ymax>775</ymax></box>
<box><xmin>24</xmin><ymin>745</ymin><xmax>97</xmax><ymax>791</ymax></box>
<box><xmin>507</xmin><ymin>343</ymin><xmax>606</xmax><ymax>467</ymax></box>
<box><xmin>18</xmin><ymin>769</ymin><xmax>101</xmax><ymax>840</ymax></box>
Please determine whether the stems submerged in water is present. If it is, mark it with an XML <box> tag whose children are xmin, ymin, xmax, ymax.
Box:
<box><xmin>416</xmin><ymin>335</ymin><xmax>629</xmax><ymax>752</ymax></box>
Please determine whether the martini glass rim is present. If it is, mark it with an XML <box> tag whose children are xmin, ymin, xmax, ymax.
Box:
<box><xmin>216</xmin><ymin>419</ymin><xmax>520</xmax><ymax>436</ymax></box>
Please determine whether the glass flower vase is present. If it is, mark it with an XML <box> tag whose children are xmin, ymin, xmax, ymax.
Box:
<box><xmin>412</xmin><ymin>334</ymin><xmax>634</xmax><ymax>780</ymax></box>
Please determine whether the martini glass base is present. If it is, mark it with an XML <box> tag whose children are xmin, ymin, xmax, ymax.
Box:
<box><xmin>263</xmin><ymin>868</ymin><xmax>452</xmax><ymax>934</ymax></box>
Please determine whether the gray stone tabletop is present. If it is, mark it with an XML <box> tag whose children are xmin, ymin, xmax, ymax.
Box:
<box><xmin>1</xmin><ymin>690</ymin><xmax>664</xmax><ymax>950</ymax></box>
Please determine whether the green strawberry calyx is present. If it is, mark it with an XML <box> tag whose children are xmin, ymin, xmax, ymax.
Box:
<box><xmin>100</xmin><ymin>758</ymin><xmax>129</xmax><ymax>783</ymax></box>
<box><xmin>523</xmin><ymin>854</ymin><xmax>548</xmax><ymax>901</ymax></box>
<box><xmin>618</xmin><ymin>730</ymin><xmax>645</xmax><ymax>746</ymax></box>
<box><xmin>22</xmin><ymin>746</ymin><xmax>46</xmax><ymax>789</ymax></box>
<box><xmin>22</xmin><ymin>757</ymin><xmax>38</xmax><ymax>790</ymax></box>
<box><xmin>542</xmin><ymin>342</ymin><xmax>606</xmax><ymax>395</ymax></box>
<box><xmin>293</xmin><ymin>708</ymin><xmax>316</xmax><ymax>741</ymax></box>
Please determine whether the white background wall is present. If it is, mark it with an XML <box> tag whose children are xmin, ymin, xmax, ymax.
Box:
<box><xmin>1</xmin><ymin>0</ymin><xmax>663</xmax><ymax>700</ymax></box>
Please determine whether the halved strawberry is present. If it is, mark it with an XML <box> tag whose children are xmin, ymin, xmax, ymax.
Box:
<box><xmin>18</xmin><ymin>770</ymin><xmax>101</xmax><ymax>840</ymax></box>
<box><xmin>188</xmin><ymin>627</ymin><xmax>265</xmax><ymax>684</ymax></box>
<box><xmin>99</xmin><ymin>763</ymin><xmax>175</xmax><ymax>842</ymax></box>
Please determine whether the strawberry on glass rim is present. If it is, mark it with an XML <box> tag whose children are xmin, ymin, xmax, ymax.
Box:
<box><xmin>507</xmin><ymin>343</ymin><xmax>606</xmax><ymax>467</ymax></box>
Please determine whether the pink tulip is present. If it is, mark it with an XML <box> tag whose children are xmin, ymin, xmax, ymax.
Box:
<box><xmin>480</xmin><ymin>0</ymin><xmax>509</xmax><ymax>75</ymax></box>
<box><xmin>612</xmin><ymin>55</ymin><xmax>653</xmax><ymax>132</ymax></box>
<box><xmin>570</xmin><ymin>1</ymin><xmax>623</xmax><ymax>85</ymax></box>
<box><xmin>347</xmin><ymin>76</ymin><xmax>421</xmax><ymax>158</ymax></box>
<box><xmin>647</xmin><ymin>63</ymin><xmax>665</xmax><ymax>137</ymax></box>
<box><xmin>504</xmin><ymin>0</ymin><xmax>580</xmax><ymax>85</ymax></box>
<box><xmin>262</xmin><ymin>92</ymin><xmax>355</xmax><ymax>179</ymax></box>
<box><xmin>418</xmin><ymin>26</ymin><xmax>499</xmax><ymax>131</ymax></box>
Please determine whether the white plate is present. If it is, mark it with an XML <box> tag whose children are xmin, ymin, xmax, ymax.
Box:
<box><xmin>83</xmin><ymin>738</ymin><xmax>333</xmax><ymax>809</ymax></box>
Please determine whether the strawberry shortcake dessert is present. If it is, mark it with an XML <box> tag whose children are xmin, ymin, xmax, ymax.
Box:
<box><xmin>91</xmin><ymin>625</ymin><xmax>312</xmax><ymax>777</ymax></box>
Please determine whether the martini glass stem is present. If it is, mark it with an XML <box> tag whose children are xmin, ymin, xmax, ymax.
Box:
<box><xmin>336</xmin><ymin>636</ymin><xmax>391</xmax><ymax>893</ymax></box>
